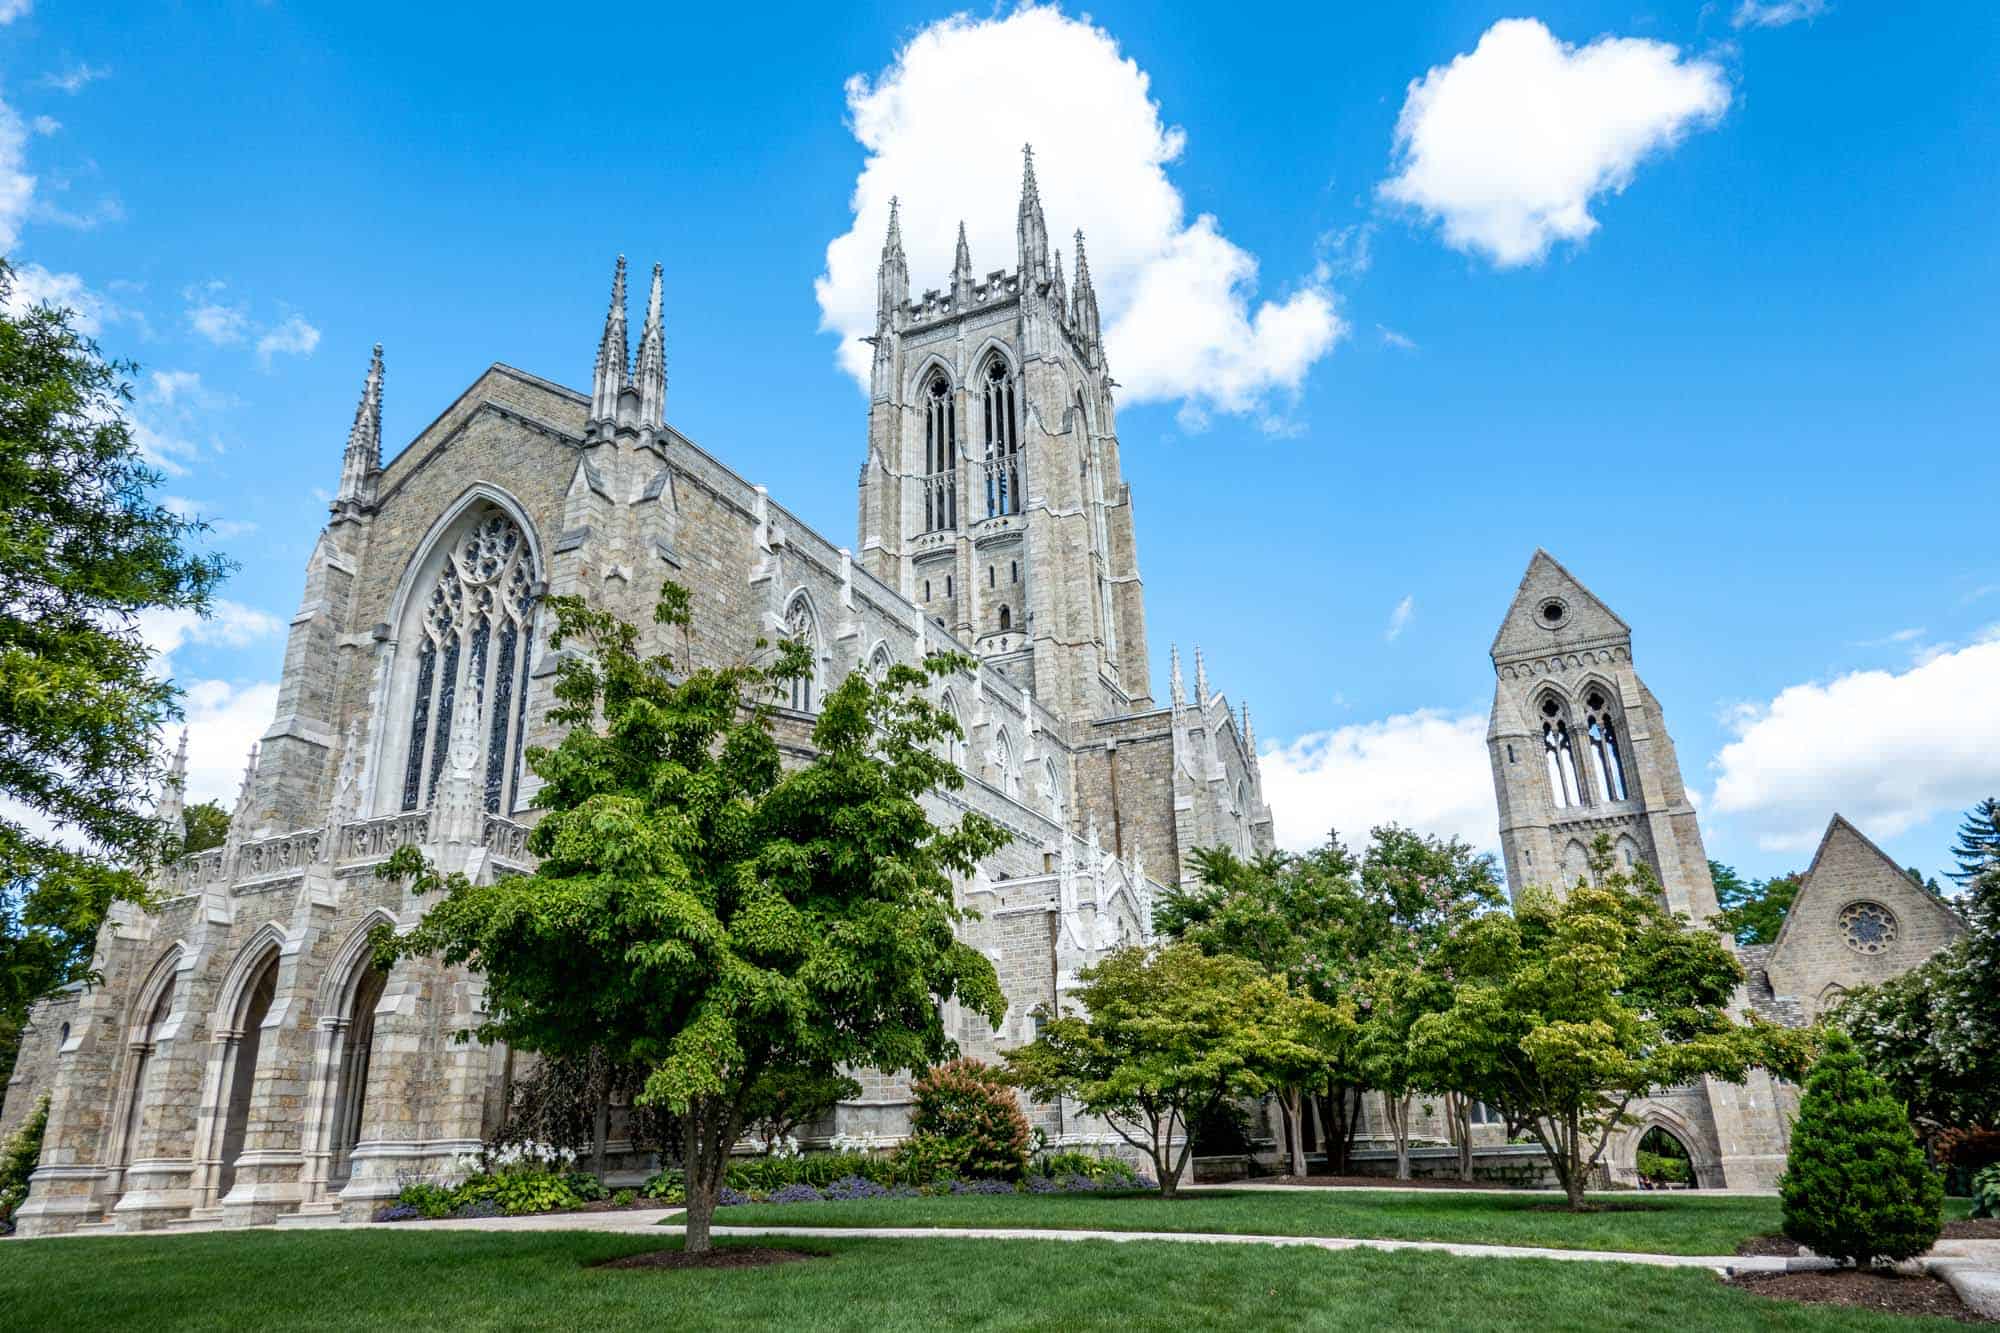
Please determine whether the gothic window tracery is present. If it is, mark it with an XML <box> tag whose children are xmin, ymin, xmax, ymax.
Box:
<box><xmin>923</xmin><ymin>372</ymin><xmax>957</xmax><ymax>532</ymax></box>
<box><xmin>982</xmin><ymin>358</ymin><xmax>1020</xmax><ymax>517</ymax></box>
<box><xmin>401</xmin><ymin>509</ymin><xmax>537</xmax><ymax>814</ymax></box>
<box><xmin>1540</xmin><ymin>696</ymin><xmax>1583</xmax><ymax>809</ymax></box>
<box><xmin>1584</xmin><ymin>689</ymin><xmax>1629</xmax><ymax>802</ymax></box>
<box><xmin>784</xmin><ymin>596</ymin><xmax>821</xmax><ymax>712</ymax></box>
<box><xmin>1839</xmin><ymin>901</ymin><xmax>1898</xmax><ymax>955</ymax></box>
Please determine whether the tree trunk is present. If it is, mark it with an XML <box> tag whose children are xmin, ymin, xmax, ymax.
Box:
<box><xmin>1563</xmin><ymin>1110</ymin><xmax>1587</xmax><ymax>1210</ymax></box>
<box><xmin>1448</xmin><ymin>1093</ymin><xmax>1474</xmax><ymax>1182</ymax></box>
<box><xmin>680</xmin><ymin>1096</ymin><xmax>737</xmax><ymax>1254</ymax></box>
<box><xmin>591</xmin><ymin>1057</ymin><xmax>611</xmax><ymax>1182</ymax></box>
<box><xmin>1280</xmin><ymin>1088</ymin><xmax>1306</xmax><ymax>1177</ymax></box>
<box><xmin>1386</xmin><ymin>1093</ymin><xmax>1413</xmax><ymax>1180</ymax></box>
<box><xmin>1316</xmin><ymin>1082</ymin><xmax>1362</xmax><ymax>1175</ymax></box>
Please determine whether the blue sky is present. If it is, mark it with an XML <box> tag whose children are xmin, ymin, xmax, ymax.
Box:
<box><xmin>3</xmin><ymin>1</ymin><xmax>1995</xmax><ymax>886</ymax></box>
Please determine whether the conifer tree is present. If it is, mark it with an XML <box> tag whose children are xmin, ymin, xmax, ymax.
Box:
<box><xmin>1947</xmin><ymin>797</ymin><xmax>2000</xmax><ymax>887</ymax></box>
<box><xmin>1779</xmin><ymin>1029</ymin><xmax>1942</xmax><ymax>1267</ymax></box>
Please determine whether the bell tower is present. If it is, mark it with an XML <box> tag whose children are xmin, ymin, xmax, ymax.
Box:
<box><xmin>856</xmin><ymin>147</ymin><xmax>1151</xmax><ymax>728</ymax></box>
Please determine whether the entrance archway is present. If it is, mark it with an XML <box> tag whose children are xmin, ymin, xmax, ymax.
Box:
<box><xmin>216</xmin><ymin>952</ymin><xmax>279</xmax><ymax>1199</ymax></box>
<box><xmin>328</xmin><ymin>964</ymin><xmax>388</xmax><ymax>1189</ymax></box>
<box><xmin>1635</xmin><ymin>1125</ymin><xmax>1698</xmax><ymax>1189</ymax></box>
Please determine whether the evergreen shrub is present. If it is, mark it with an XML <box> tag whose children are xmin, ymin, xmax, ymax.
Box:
<box><xmin>1779</xmin><ymin>1030</ymin><xmax>1944</xmax><ymax>1265</ymax></box>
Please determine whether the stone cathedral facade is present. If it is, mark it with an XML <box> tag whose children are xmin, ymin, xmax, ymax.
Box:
<box><xmin>2</xmin><ymin>157</ymin><xmax>1966</xmax><ymax>1229</ymax></box>
<box><xmin>2</xmin><ymin>153</ymin><xmax>1273</xmax><ymax>1236</ymax></box>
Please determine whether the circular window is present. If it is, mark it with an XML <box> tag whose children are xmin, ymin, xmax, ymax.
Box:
<box><xmin>1839</xmin><ymin>901</ymin><xmax>1899</xmax><ymax>955</ymax></box>
<box><xmin>1539</xmin><ymin>599</ymin><xmax>1567</xmax><ymax>627</ymax></box>
<box><xmin>1540</xmin><ymin>698</ymin><xmax>1560</xmax><ymax>718</ymax></box>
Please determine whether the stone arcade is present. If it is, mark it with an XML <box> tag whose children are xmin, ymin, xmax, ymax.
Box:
<box><xmin>0</xmin><ymin>154</ymin><xmax>1963</xmax><ymax>1231</ymax></box>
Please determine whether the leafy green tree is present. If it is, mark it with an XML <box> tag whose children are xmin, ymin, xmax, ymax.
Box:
<box><xmin>1947</xmin><ymin>797</ymin><xmax>2000</xmax><ymax>887</ymax></box>
<box><xmin>1836</xmin><ymin>857</ymin><xmax>2000</xmax><ymax>1131</ymax></box>
<box><xmin>1</xmin><ymin>260</ymin><xmax>228</xmax><ymax>1086</ymax></box>
<box><xmin>1005</xmin><ymin>942</ymin><xmax>1333</xmax><ymax>1197</ymax></box>
<box><xmin>176</xmin><ymin>800</ymin><xmax>230</xmax><ymax>856</ymax></box>
<box><xmin>1414</xmin><ymin>855</ymin><xmax>1806</xmax><ymax>1209</ymax></box>
<box><xmin>379</xmin><ymin>581</ymin><xmax>1007</xmax><ymax>1251</ymax></box>
<box><xmin>1780</xmin><ymin>1029</ymin><xmax>1943</xmax><ymax>1266</ymax></box>
<box><xmin>742</xmin><ymin>1067</ymin><xmax>860</xmax><ymax>1154</ymax></box>
<box><xmin>1710</xmin><ymin>861</ymin><xmax>1803</xmax><ymax>946</ymax></box>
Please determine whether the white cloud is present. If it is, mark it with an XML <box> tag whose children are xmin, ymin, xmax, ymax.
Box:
<box><xmin>40</xmin><ymin>63</ymin><xmax>110</xmax><ymax>95</ymax></box>
<box><xmin>255</xmin><ymin>312</ymin><xmax>320</xmax><ymax>366</ymax></box>
<box><xmin>1708</xmin><ymin>637</ymin><xmax>2000</xmax><ymax>852</ymax></box>
<box><xmin>2</xmin><ymin>261</ymin><xmax>123</xmax><ymax>334</ymax></box>
<box><xmin>135</xmin><ymin>599</ymin><xmax>286</xmax><ymax>680</ymax></box>
<box><xmin>1259</xmin><ymin>709</ymin><xmax>1497</xmax><ymax>856</ymax></box>
<box><xmin>0</xmin><ymin>93</ymin><xmax>34</xmax><ymax>250</ymax></box>
<box><xmin>1732</xmin><ymin>0</ymin><xmax>1828</xmax><ymax>29</ymax></box>
<box><xmin>178</xmin><ymin>678</ymin><xmax>281</xmax><ymax>808</ymax></box>
<box><xmin>163</xmin><ymin>494</ymin><xmax>258</xmax><ymax>541</ymax></box>
<box><xmin>1380</xmin><ymin>18</ymin><xmax>1730</xmax><ymax>268</ymax></box>
<box><xmin>0</xmin><ymin>1</ymin><xmax>29</xmax><ymax>25</ymax></box>
<box><xmin>1385</xmin><ymin>594</ymin><xmax>1415</xmax><ymax>641</ymax></box>
<box><xmin>31</xmin><ymin>115</ymin><xmax>59</xmax><ymax>136</ymax></box>
<box><xmin>186</xmin><ymin>284</ymin><xmax>250</xmax><ymax>345</ymax></box>
<box><xmin>1378</xmin><ymin>325</ymin><xmax>1418</xmax><ymax>351</ymax></box>
<box><xmin>816</xmin><ymin>5</ymin><xmax>1344</xmax><ymax>420</ymax></box>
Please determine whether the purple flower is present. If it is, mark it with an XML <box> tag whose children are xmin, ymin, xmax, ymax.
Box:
<box><xmin>373</xmin><ymin>1204</ymin><xmax>423</xmax><ymax>1223</ymax></box>
<box><xmin>822</xmin><ymin>1175</ymin><xmax>889</xmax><ymax>1201</ymax></box>
<box><xmin>717</xmin><ymin>1186</ymin><xmax>752</xmax><ymax>1207</ymax></box>
<box><xmin>1026</xmin><ymin>1175</ymin><xmax>1063</xmax><ymax>1194</ymax></box>
<box><xmin>950</xmin><ymin>1178</ymin><xmax>1018</xmax><ymax>1195</ymax></box>
<box><xmin>769</xmin><ymin>1183</ymin><xmax>824</xmax><ymax>1204</ymax></box>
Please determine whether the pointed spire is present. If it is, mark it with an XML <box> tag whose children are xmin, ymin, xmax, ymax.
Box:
<box><xmin>1242</xmin><ymin>703</ymin><xmax>1256</xmax><ymax>753</ymax></box>
<box><xmin>1169</xmin><ymin>644</ymin><xmax>1185</xmax><ymax>709</ymax></box>
<box><xmin>1073</xmin><ymin>230</ymin><xmax>1103</xmax><ymax>366</ymax></box>
<box><xmin>1017</xmin><ymin>143</ymin><xmax>1049</xmax><ymax>281</ymax></box>
<box><xmin>233</xmin><ymin>742</ymin><xmax>259</xmax><ymax>819</ymax></box>
<box><xmin>589</xmin><ymin>254</ymin><xmax>630</xmax><ymax>431</ymax></box>
<box><xmin>1051</xmin><ymin>247</ymin><xmax>1069</xmax><ymax>318</ymax></box>
<box><xmin>1073</xmin><ymin>230</ymin><xmax>1093</xmax><ymax>291</ymax></box>
<box><xmin>877</xmin><ymin>198</ymin><xmax>909</xmax><ymax>331</ymax></box>
<box><xmin>955</xmin><ymin>220</ymin><xmax>972</xmax><ymax>277</ymax></box>
<box><xmin>157</xmin><ymin>729</ymin><xmax>189</xmax><ymax>833</ymax></box>
<box><xmin>332</xmin><ymin>343</ymin><xmax>383</xmax><ymax>517</ymax></box>
<box><xmin>1194</xmin><ymin>647</ymin><xmax>1211</xmax><ymax>706</ymax></box>
<box><xmin>635</xmin><ymin>262</ymin><xmax>666</xmax><ymax>433</ymax></box>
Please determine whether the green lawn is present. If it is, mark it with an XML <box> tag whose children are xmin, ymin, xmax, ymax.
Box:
<box><xmin>0</xmin><ymin>1229</ymin><xmax>1968</xmax><ymax>1331</ymax></box>
<box><xmin>716</xmin><ymin>1186</ymin><xmax>1812</xmax><ymax>1256</ymax></box>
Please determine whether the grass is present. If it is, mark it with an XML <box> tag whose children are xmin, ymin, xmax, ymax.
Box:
<box><xmin>0</xmin><ymin>1228</ymin><xmax>1971</xmax><ymax>1331</ymax></box>
<box><xmin>716</xmin><ymin>1186</ymin><xmax>1816</xmax><ymax>1256</ymax></box>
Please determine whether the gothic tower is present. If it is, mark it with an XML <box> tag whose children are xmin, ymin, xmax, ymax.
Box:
<box><xmin>856</xmin><ymin>147</ymin><xmax>1151</xmax><ymax>728</ymax></box>
<box><xmin>1485</xmin><ymin>550</ymin><xmax>1720</xmax><ymax>922</ymax></box>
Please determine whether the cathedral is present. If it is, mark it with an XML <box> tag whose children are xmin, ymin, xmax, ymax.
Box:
<box><xmin>0</xmin><ymin>153</ymin><xmax>1963</xmax><ymax>1233</ymax></box>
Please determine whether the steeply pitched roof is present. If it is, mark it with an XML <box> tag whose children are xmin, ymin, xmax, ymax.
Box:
<box><xmin>1770</xmin><ymin>813</ymin><xmax>1968</xmax><ymax>956</ymax></box>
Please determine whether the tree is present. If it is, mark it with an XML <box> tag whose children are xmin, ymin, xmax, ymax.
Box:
<box><xmin>177</xmin><ymin>801</ymin><xmax>230</xmax><ymax>856</ymax></box>
<box><xmin>1414</xmin><ymin>857</ymin><xmax>1808</xmax><ymax>1209</ymax></box>
<box><xmin>1836</xmin><ymin>857</ymin><xmax>2000</xmax><ymax>1132</ymax></box>
<box><xmin>380</xmin><ymin>580</ymin><xmax>1008</xmax><ymax>1251</ymax></box>
<box><xmin>742</xmin><ymin>1067</ymin><xmax>860</xmax><ymax>1154</ymax></box>
<box><xmin>0</xmin><ymin>260</ymin><xmax>227</xmax><ymax>1066</ymax></box>
<box><xmin>1710</xmin><ymin>861</ymin><xmax>1803</xmax><ymax>947</ymax></box>
<box><xmin>1780</xmin><ymin>1029</ymin><xmax>1943</xmax><ymax>1266</ymax></box>
<box><xmin>1005</xmin><ymin>943</ymin><xmax>1332</xmax><ymax>1198</ymax></box>
<box><xmin>1947</xmin><ymin>797</ymin><xmax>2000</xmax><ymax>887</ymax></box>
<box><xmin>906</xmin><ymin>1058</ymin><xmax>1031</xmax><ymax>1180</ymax></box>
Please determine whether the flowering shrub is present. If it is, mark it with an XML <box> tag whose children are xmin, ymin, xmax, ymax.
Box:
<box><xmin>908</xmin><ymin>1059</ymin><xmax>1031</xmax><ymax>1181</ymax></box>
<box><xmin>373</xmin><ymin>1203</ymin><xmax>424</xmax><ymax>1222</ymax></box>
<box><xmin>822</xmin><ymin>1175</ymin><xmax>889</xmax><ymax>1200</ymax></box>
<box><xmin>768</xmin><ymin>1183</ymin><xmax>825</xmax><ymax>1204</ymax></box>
<box><xmin>950</xmin><ymin>1178</ymin><xmax>1018</xmax><ymax>1195</ymax></box>
<box><xmin>1057</xmin><ymin>1173</ymin><xmax>1099</xmax><ymax>1192</ymax></box>
<box><xmin>718</xmin><ymin>1186</ymin><xmax>752</xmax><ymax>1207</ymax></box>
<box><xmin>1024</xmin><ymin>1175</ymin><xmax>1063</xmax><ymax>1194</ymax></box>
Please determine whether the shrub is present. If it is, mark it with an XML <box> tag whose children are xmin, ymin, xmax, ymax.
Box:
<box><xmin>0</xmin><ymin>1096</ymin><xmax>49</xmax><ymax>1223</ymax></box>
<box><xmin>725</xmin><ymin>1150</ymin><xmax>894</xmax><ymax>1193</ymax></box>
<box><xmin>1971</xmin><ymin>1164</ymin><xmax>2000</xmax><ymax>1220</ymax></box>
<box><xmin>611</xmin><ymin>1188</ymin><xmax>637</xmax><ymax>1207</ymax></box>
<box><xmin>394</xmin><ymin>1181</ymin><xmax>457</xmax><ymax>1220</ymax></box>
<box><xmin>451</xmin><ymin>1198</ymin><xmax>503</xmax><ymax>1220</ymax></box>
<box><xmin>1635</xmin><ymin>1150</ymin><xmax>1691</xmax><ymax>1186</ymax></box>
<box><xmin>563</xmin><ymin>1171</ymin><xmax>607</xmax><ymax>1202</ymax></box>
<box><xmin>1034</xmin><ymin>1150</ymin><xmax>1139</xmax><ymax>1185</ymax></box>
<box><xmin>890</xmin><ymin>1131</ymin><xmax>972</xmax><ymax>1185</ymax></box>
<box><xmin>373</xmin><ymin>1203</ymin><xmax>423</xmax><ymax>1223</ymax></box>
<box><xmin>640</xmin><ymin>1168</ymin><xmax>685</xmax><ymax>1202</ymax></box>
<box><xmin>717</xmin><ymin>1186</ymin><xmax>751</xmax><ymax>1207</ymax></box>
<box><xmin>1780</xmin><ymin>1030</ymin><xmax>1944</xmax><ymax>1266</ymax></box>
<box><xmin>822</xmin><ymin>1175</ymin><xmax>889</xmax><ymax>1201</ymax></box>
<box><xmin>908</xmin><ymin>1059</ymin><xmax>1031</xmax><ymax>1180</ymax></box>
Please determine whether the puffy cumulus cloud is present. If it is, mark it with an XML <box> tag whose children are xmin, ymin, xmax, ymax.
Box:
<box><xmin>255</xmin><ymin>312</ymin><xmax>320</xmax><ymax>366</ymax></box>
<box><xmin>816</xmin><ymin>5</ymin><xmax>1343</xmax><ymax>420</ymax></box>
<box><xmin>0</xmin><ymin>93</ymin><xmax>33</xmax><ymax>250</ymax></box>
<box><xmin>1380</xmin><ymin>19</ymin><xmax>1730</xmax><ymax>268</ymax></box>
<box><xmin>2</xmin><ymin>261</ymin><xmax>124</xmax><ymax>334</ymax></box>
<box><xmin>1733</xmin><ymin>0</ymin><xmax>1828</xmax><ymax>29</ymax></box>
<box><xmin>1259</xmin><ymin>710</ymin><xmax>1497</xmax><ymax>856</ymax></box>
<box><xmin>1709</xmin><ymin>636</ymin><xmax>2000</xmax><ymax>852</ymax></box>
<box><xmin>177</xmin><ymin>678</ymin><xmax>281</xmax><ymax>808</ymax></box>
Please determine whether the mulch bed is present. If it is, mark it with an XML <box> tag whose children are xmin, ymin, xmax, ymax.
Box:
<box><xmin>594</xmin><ymin>1246</ymin><xmax>823</xmax><ymax>1272</ymax></box>
<box><xmin>570</xmin><ymin>1199</ymin><xmax>668</xmax><ymax>1214</ymax></box>
<box><xmin>1524</xmin><ymin>1201</ymin><xmax>1668</xmax><ymax>1215</ymax></box>
<box><xmin>1727</xmin><ymin>1270</ymin><xmax>1990</xmax><ymax>1324</ymax></box>
<box><xmin>1249</xmin><ymin>1174</ymin><xmax>1523</xmax><ymax>1191</ymax></box>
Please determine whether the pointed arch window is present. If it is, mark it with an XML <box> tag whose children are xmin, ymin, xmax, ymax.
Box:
<box><xmin>1583</xmin><ymin>689</ymin><xmax>1629</xmax><ymax>802</ymax></box>
<box><xmin>923</xmin><ymin>372</ymin><xmax>957</xmax><ymax>533</ymax></box>
<box><xmin>401</xmin><ymin>509</ymin><xmax>537</xmax><ymax>814</ymax></box>
<box><xmin>1540</xmin><ymin>697</ymin><xmax>1583</xmax><ymax>810</ymax></box>
<box><xmin>982</xmin><ymin>358</ymin><xmax>1020</xmax><ymax>517</ymax></box>
<box><xmin>998</xmin><ymin>604</ymin><xmax>1011</xmax><ymax>632</ymax></box>
<box><xmin>784</xmin><ymin>596</ymin><xmax>821</xmax><ymax>713</ymax></box>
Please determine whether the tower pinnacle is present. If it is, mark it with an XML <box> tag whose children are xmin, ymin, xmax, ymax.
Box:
<box><xmin>877</xmin><ymin>199</ymin><xmax>909</xmax><ymax>331</ymax></box>
<box><xmin>1017</xmin><ymin>143</ymin><xmax>1049</xmax><ymax>281</ymax></box>
<box><xmin>1169</xmin><ymin>644</ymin><xmax>1186</xmax><ymax>708</ymax></box>
<box><xmin>635</xmin><ymin>262</ymin><xmax>666</xmax><ymax>433</ymax></box>
<box><xmin>589</xmin><ymin>254</ymin><xmax>630</xmax><ymax>431</ymax></box>
<box><xmin>332</xmin><ymin>343</ymin><xmax>383</xmax><ymax>518</ymax></box>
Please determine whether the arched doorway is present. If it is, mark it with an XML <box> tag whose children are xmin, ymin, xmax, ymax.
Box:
<box><xmin>113</xmin><ymin>976</ymin><xmax>176</xmax><ymax>1187</ymax></box>
<box><xmin>1635</xmin><ymin>1125</ymin><xmax>1697</xmax><ymax>1190</ymax></box>
<box><xmin>216</xmin><ymin>952</ymin><xmax>279</xmax><ymax>1199</ymax></box>
<box><xmin>328</xmin><ymin>964</ymin><xmax>388</xmax><ymax>1190</ymax></box>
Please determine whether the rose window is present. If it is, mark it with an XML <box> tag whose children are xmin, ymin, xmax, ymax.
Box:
<box><xmin>1838</xmin><ymin>901</ymin><xmax>1898</xmax><ymax>955</ymax></box>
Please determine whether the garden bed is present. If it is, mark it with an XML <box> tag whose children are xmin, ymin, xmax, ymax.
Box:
<box><xmin>1250</xmin><ymin>1173</ymin><xmax>1527</xmax><ymax>1191</ymax></box>
<box><xmin>1726</xmin><ymin>1269</ymin><xmax>1992</xmax><ymax>1324</ymax></box>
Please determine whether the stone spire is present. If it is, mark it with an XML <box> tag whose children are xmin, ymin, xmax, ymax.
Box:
<box><xmin>1051</xmin><ymin>247</ymin><xmax>1069</xmax><ymax>320</ymax></box>
<box><xmin>1072</xmin><ymin>231</ymin><xmax>1103</xmax><ymax>364</ymax></box>
<box><xmin>635</xmin><ymin>262</ymin><xmax>666</xmax><ymax>434</ymax></box>
<box><xmin>157</xmin><ymin>729</ymin><xmax>189</xmax><ymax>834</ymax></box>
<box><xmin>1017</xmin><ymin>144</ymin><xmax>1049</xmax><ymax>282</ymax></box>
<box><xmin>1169</xmin><ymin>644</ymin><xmax>1185</xmax><ymax>709</ymax></box>
<box><xmin>1194</xmin><ymin>647</ymin><xmax>1210</xmax><ymax>706</ymax></box>
<box><xmin>332</xmin><ymin>343</ymin><xmax>383</xmax><ymax>519</ymax></box>
<box><xmin>589</xmin><ymin>254</ymin><xmax>630</xmax><ymax>431</ymax></box>
<box><xmin>877</xmin><ymin>198</ymin><xmax>909</xmax><ymax>329</ymax></box>
<box><xmin>953</xmin><ymin>219</ymin><xmax>973</xmax><ymax>301</ymax></box>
